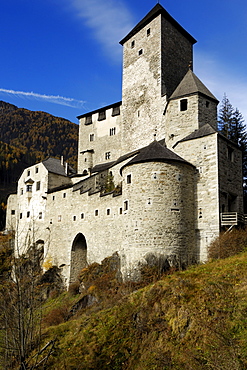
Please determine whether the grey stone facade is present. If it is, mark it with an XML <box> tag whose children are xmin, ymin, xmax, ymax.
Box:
<box><xmin>6</xmin><ymin>4</ymin><xmax>243</xmax><ymax>286</ymax></box>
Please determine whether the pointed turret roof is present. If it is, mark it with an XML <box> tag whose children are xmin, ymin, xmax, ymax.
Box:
<box><xmin>120</xmin><ymin>140</ymin><xmax>193</xmax><ymax>173</ymax></box>
<box><xmin>169</xmin><ymin>69</ymin><xmax>218</xmax><ymax>102</ymax></box>
<box><xmin>119</xmin><ymin>4</ymin><xmax>196</xmax><ymax>45</ymax></box>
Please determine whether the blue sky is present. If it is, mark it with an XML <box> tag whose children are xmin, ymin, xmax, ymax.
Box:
<box><xmin>1</xmin><ymin>0</ymin><xmax>247</xmax><ymax>124</ymax></box>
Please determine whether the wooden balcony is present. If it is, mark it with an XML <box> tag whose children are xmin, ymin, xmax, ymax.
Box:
<box><xmin>220</xmin><ymin>212</ymin><xmax>245</xmax><ymax>226</ymax></box>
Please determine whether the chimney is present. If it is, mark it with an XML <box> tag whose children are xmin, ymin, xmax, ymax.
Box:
<box><xmin>65</xmin><ymin>162</ymin><xmax>68</xmax><ymax>175</ymax></box>
<box><xmin>61</xmin><ymin>156</ymin><xmax>64</xmax><ymax>166</ymax></box>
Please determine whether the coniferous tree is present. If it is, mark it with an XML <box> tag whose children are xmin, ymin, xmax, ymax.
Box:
<box><xmin>218</xmin><ymin>94</ymin><xmax>247</xmax><ymax>207</ymax></box>
<box><xmin>218</xmin><ymin>93</ymin><xmax>234</xmax><ymax>137</ymax></box>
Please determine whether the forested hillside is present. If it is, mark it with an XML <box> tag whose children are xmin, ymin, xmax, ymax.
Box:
<box><xmin>0</xmin><ymin>101</ymin><xmax>79</xmax><ymax>229</ymax></box>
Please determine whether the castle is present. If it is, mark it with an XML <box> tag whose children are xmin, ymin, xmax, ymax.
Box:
<box><xmin>6</xmin><ymin>4</ymin><xmax>244</xmax><ymax>285</ymax></box>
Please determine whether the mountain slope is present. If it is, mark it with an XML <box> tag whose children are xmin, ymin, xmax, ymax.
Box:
<box><xmin>0</xmin><ymin>101</ymin><xmax>79</xmax><ymax>229</ymax></box>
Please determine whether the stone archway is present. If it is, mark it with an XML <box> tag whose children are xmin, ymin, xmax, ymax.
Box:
<box><xmin>70</xmin><ymin>233</ymin><xmax>87</xmax><ymax>284</ymax></box>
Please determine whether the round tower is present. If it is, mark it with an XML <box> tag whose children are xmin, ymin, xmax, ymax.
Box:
<box><xmin>120</xmin><ymin>141</ymin><xmax>196</xmax><ymax>280</ymax></box>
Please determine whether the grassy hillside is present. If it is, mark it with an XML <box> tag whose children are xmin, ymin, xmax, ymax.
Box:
<box><xmin>24</xmin><ymin>251</ymin><xmax>247</xmax><ymax>369</ymax></box>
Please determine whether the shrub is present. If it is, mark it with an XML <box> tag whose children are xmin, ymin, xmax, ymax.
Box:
<box><xmin>42</xmin><ymin>306</ymin><xmax>68</xmax><ymax>327</ymax></box>
<box><xmin>208</xmin><ymin>228</ymin><xmax>247</xmax><ymax>259</ymax></box>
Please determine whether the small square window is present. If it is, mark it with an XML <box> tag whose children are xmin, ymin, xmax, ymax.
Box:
<box><xmin>131</xmin><ymin>40</ymin><xmax>135</xmax><ymax>48</ymax></box>
<box><xmin>105</xmin><ymin>152</ymin><xmax>111</xmax><ymax>160</ymax></box>
<box><xmin>180</xmin><ymin>99</ymin><xmax>188</xmax><ymax>111</ymax></box>
<box><xmin>110</xmin><ymin>127</ymin><xmax>116</xmax><ymax>136</ymax></box>
<box><xmin>11</xmin><ymin>210</ymin><xmax>15</xmax><ymax>215</ymax></box>
<box><xmin>139</xmin><ymin>49</ymin><xmax>143</xmax><ymax>56</ymax></box>
<box><xmin>26</xmin><ymin>185</ymin><xmax>32</xmax><ymax>192</ymax></box>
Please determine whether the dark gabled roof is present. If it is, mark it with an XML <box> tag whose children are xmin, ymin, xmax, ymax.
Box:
<box><xmin>91</xmin><ymin>161</ymin><xmax>116</xmax><ymax>174</ymax></box>
<box><xmin>120</xmin><ymin>4</ymin><xmax>196</xmax><ymax>45</ymax></box>
<box><xmin>120</xmin><ymin>140</ymin><xmax>193</xmax><ymax>173</ymax></box>
<box><xmin>42</xmin><ymin>158</ymin><xmax>76</xmax><ymax>177</ymax></box>
<box><xmin>173</xmin><ymin>124</ymin><xmax>217</xmax><ymax>147</ymax></box>
<box><xmin>77</xmin><ymin>101</ymin><xmax>122</xmax><ymax>119</ymax></box>
<box><xmin>169</xmin><ymin>69</ymin><xmax>218</xmax><ymax>102</ymax></box>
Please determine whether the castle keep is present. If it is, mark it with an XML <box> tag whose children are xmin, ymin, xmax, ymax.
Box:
<box><xmin>6</xmin><ymin>5</ymin><xmax>243</xmax><ymax>285</ymax></box>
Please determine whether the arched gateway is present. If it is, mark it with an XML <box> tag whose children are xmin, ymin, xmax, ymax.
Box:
<box><xmin>70</xmin><ymin>233</ymin><xmax>87</xmax><ymax>284</ymax></box>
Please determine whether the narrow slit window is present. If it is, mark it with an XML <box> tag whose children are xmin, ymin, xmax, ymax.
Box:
<box><xmin>124</xmin><ymin>200</ymin><xmax>128</xmax><ymax>211</ymax></box>
<box><xmin>147</xmin><ymin>28</ymin><xmax>151</xmax><ymax>36</ymax></box>
<box><xmin>131</xmin><ymin>40</ymin><xmax>135</xmax><ymax>48</ymax></box>
<box><xmin>89</xmin><ymin>133</ymin><xmax>94</xmax><ymax>141</ymax></box>
<box><xmin>107</xmin><ymin>208</ymin><xmax>110</xmax><ymax>215</ymax></box>
<box><xmin>127</xmin><ymin>174</ymin><xmax>131</xmax><ymax>184</ymax></box>
<box><xmin>139</xmin><ymin>49</ymin><xmax>143</xmax><ymax>56</ymax></box>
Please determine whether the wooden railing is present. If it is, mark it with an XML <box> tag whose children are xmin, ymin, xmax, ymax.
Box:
<box><xmin>220</xmin><ymin>212</ymin><xmax>245</xmax><ymax>226</ymax></box>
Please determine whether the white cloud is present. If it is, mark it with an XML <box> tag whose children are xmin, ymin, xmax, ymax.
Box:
<box><xmin>194</xmin><ymin>50</ymin><xmax>247</xmax><ymax>121</ymax></box>
<box><xmin>68</xmin><ymin>0</ymin><xmax>134</xmax><ymax>61</ymax></box>
<box><xmin>0</xmin><ymin>88</ymin><xmax>86</xmax><ymax>108</ymax></box>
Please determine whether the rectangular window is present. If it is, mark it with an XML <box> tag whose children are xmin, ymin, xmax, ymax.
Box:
<box><xmin>180</xmin><ymin>99</ymin><xmax>188</xmax><ymax>111</ymax></box>
<box><xmin>124</xmin><ymin>200</ymin><xmax>128</xmax><ymax>211</ymax></box>
<box><xmin>35</xmin><ymin>167</ymin><xmax>39</xmax><ymax>173</ymax></box>
<box><xmin>85</xmin><ymin>115</ymin><xmax>92</xmax><ymax>125</ymax></box>
<box><xmin>138</xmin><ymin>49</ymin><xmax>143</xmax><ymax>56</ymax></box>
<box><xmin>36</xmin><ymin>181</ymin><xmax>41</xmax><ymax>191</ymax></box>
<box><xmin>119</xmin><ymin>207</ymin><xmax>123</xmax><ymax>215</ymax></box>
<box><xmin>27</xmin><ymin>211</ymin><xmax>30</xmax><ymax>218</ymax></box>
<box><xmin>105</xmin><ymin>152</ymin><xmax>111</xmax><ymax>160</ymax></box>
<box><xmin>52</xmin><ymin>195</ymin><xmax>55</xmax><ymax>200</ymax></box>
<box><xmin>73</xmin><ymin>216</ymin><xmax>76</xmax><ymax>221</ymax></box>
<box><xmin>107</xmin><ymin>208</ymin><xmax>110</xmax><ymax>215</ymax></box>
<box><xmin>112</xmin><ymin>105</ymin><xmax>120</xmax><ymax>116</ymax></box>
<box><xmin>26</xmin><ymin>185</ymin><xmax>32</xmax><ymax>192</ymax></box>
<box><xmin>39</xmin><ymin>212</ymin><xmax>42</xmax><ymax>219</ymax></box>
<box><xmin>131</xmin><ymin>40</ymin><xmax>135</xmax><ymax>48</ymax></box>
<box><xmin>95</xmin><ymin>210</ymin><xmax>99</xmax><ymax>216</ymax></box>
<box><xmin>81</xmin><ymin>213</ymin><xmax>84</xmax><ymax>219</ymax></box>
<box><xmin>20</xmin><ymin>213</ymin><xmax>22</xmax><ymax>219</ymax></box>
<box><xmin>127</xmin><ymin>174</ymin><xmax>131</xmax><ymax>184</ymax></box>
<box><xmin>63</xmin><ymin>193</ymin><xmax>66</xmax><ymax>198</ymax></box>
<box><xmin>11</xmin><ymin>210</ymin><xmax>15</xmax><ymax>215</ymax></box>
<box><xmin>89</xmin><ymin>133</ymin><xmax>95</xmax><ymax>141</ymax></box>
<box><xmin>27</xmin><ymin>170</ymin><xmax>30</xmax><ymax>176</ymax></box>
<box><xmin>98</xmin><ymin>110</ymin><xmax>106</xmax><ymax>121</ymax></box>
<box><xmin>147</xmin><ymin>28</ymin><xmax>151</xmax><ymax>36</ymax></box>
<box><xmin>58</xmin><ymin>215</ymin><xmax>62</xmax><ymax>222</ymax></box>
<box><xmin>109</xmin><ymin>127</ymin><xmax>116</xmax><ymax>136</ymax></box>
